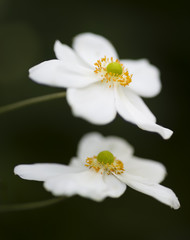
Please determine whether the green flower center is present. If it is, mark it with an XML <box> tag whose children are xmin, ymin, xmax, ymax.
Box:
<box><xmin>97</xmin><ymin>151</ymin><xmax>114</xmax><ymax>165</ymax></box>
<box><xmin>106</xmin><ymin>62</ymin><xmax>123</xmax><ymax>75</ymax></box>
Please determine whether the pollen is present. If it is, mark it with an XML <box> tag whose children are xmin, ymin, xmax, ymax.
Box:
<box><xmin>94</xmin><ymin>56</ymin><xmax>133</xmax><ymax>87</ymax></box>
<box><xmin>85</xmin><ymin>151</ymin><xmax>125</xmax><ymax>175</ymax></box>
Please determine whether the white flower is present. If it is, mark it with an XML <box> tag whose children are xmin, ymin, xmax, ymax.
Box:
<box><xmin>29</xmin><ymin>33</ymin><xmax>173</xmax><ymax>139</ymax></box>
<box><xmin>14</xmin><ymin>132</ymin><xmax>180</xmax><ymax>209</ymax></box>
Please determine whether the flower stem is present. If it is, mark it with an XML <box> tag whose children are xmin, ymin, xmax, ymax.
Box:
<box><xmin>0</xmin><ymin>197</ymin><xmax>65</xmax><ymax>212</ymax></box>
<box><xmin>0</xmin><ymin>91</ymin><xmax>66</xmax><ymax>115</ymax></box>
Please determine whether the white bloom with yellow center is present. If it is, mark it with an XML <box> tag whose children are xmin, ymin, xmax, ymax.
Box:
<box><xmin>14</xmin><ymin>132</ymin><xmax>180</xmax><ymax>209</ymax></box>
<box><xmin>29</xmin><ymin>33</ymin><xmax>173</xmax><ymax>139</ymax></box>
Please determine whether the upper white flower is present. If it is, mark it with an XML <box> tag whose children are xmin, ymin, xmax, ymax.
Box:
<box><xmin>29</xmin><ymin>33</ymin><xmax>173</xmax><ymax>139</ymax></box>
<box><xmin>14</xmin><ymin>132</ymin><xmax>180</xmax><ymax>209</ymax></box>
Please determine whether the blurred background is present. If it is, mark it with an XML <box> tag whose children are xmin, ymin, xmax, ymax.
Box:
<box><xmin>0</xmin><ymin>0</ymin><xmax>189</xmax><ymax>239</ymax></box>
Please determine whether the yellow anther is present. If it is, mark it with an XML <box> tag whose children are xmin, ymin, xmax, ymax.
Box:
<box><xmin>85</xmin><ymin>151</ymin><xmax>125</xmax><ymax>175</ymax></box>
<box><xmin>94</xmin><ymin>56</ymin><xmax>132</xmax><ymax>87</ymax></box>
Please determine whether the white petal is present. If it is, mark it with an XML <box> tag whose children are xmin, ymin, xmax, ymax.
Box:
<box><xmin>66</xmin><ymin>83</ymin><xmax>116</xmax><ymax>125</ymax></box>
<box><xmin>103</xmin><ymin>174</ymin><xmax>126</xmax><ymax>198</ymax></box>
<box><xmin>54</xmin><ymin>40</ymin><xmax>90</xmax><ymax>69</ymax></box>
<box><xmin>118</xmin><ymin>174</ymin><xmax>180</xmax><ymax>209</ymax></box>
<box><xmin>44</xmin><ymin>170</ymin><xmax>115</xmax><ymax>201</ymax></box>
<box><xmin>69</xmin><ymin>157</ymin><xmax>86</xmax><ymax>169</ymax></box>
<box><xmin>121</xmin><ymin>59</ymin><xmax>161</xmax><ymax>97</ymax></box>
<box><xmin>73</xmin><ymin>33</ymin><xmax>118</xmax><ymax>66</ymax></box>
<box><xmin>77</xmin><ymin>132</ymin><xmax>134</xmax><ymax>162</ymax></box>
<box><xmin>29</xmin><ymin>60</ymin><xmax>99</xmax><ymax>88</ymax></box>
<box><xmin>115</xmin><ymin>86</ymin><xmax>173</xmax><ymax>139</ymax></box>
<box><xmin>123</xmin><ymin>156</ymin><xmax>167</xmax><ymax>184</ymax></box>
<box><xmin>14</xmin><ymin>163</ymin><xmax>81</xmax><ymax>181</ymax></box>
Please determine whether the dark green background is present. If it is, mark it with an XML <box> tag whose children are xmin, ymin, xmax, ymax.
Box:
<box><xmin>0</xmin><ymin>0</ymin><xmax>189</xmax><ymax>239</ymax></box>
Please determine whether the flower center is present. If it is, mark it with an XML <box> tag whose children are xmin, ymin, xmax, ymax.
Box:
<box><xmin>94</xmin><ymin>56</ymin><xmax>132</xmax><ymax>88</ymax></box>
<box><xmin>85</xmin><ymin>150</ymin><xmax>125</xmax><ymax>175</ymax></box>
<box><xmin>97</xmin><ymin>151</ymin><xmax>114</xmax><ymax>164</ymax></box>
<box><xmin>106</xmin><ymin>62</ymin><xmax>123</xmax><ymax>75</ymax></box>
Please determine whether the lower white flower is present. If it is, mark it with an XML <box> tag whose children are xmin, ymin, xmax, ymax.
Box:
<box><xmin>29</xmin><ymin>32</ymin><xmax>173</xmax><ymax>139</ymax></box>
<box><xmin>14</xmin><ymin>132</ymin><xmax>180</xmax><ymax>209</ymax></box>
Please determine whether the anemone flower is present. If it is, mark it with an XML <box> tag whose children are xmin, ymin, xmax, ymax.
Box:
<box><xmin>14</xmin><ymin>132</ymin><xmax>179</xmax><ymax>209</ymax></box>
<box><xmin>29</xmin><ymin>33</ymin><xmax>173</xmax><ymax>139</ymax></box>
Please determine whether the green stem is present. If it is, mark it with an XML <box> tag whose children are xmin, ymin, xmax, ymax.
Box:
<box><xmin>0</xmin><ymin>197</ymin><xmax>65</xmax><ymax>212</ymax></box>
<box><xmin>0</xmin><ymin>91</ymin><xmax>66</xmax><ymax>115</ymax></box>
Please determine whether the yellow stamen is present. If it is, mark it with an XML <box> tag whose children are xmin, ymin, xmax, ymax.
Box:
<box><xmin>85</xmin><ymin>154</ymin><xmax>125</xmax><ymax>175</ymax></box>
<box><xmin>94</xmin><ymin>56</ymin><xmax>132</xmax><ymax>87</ymax></box>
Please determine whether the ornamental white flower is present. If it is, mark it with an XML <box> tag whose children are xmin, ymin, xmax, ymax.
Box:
<box><xmin>14</xmin><ymin>132</ymin><xmax>180</xmax><ymax>209</ymax></box>
<box><xmin>29</xmin><ymin>33</ymin><xmax>173</xmax><ymax>139</ymax></box>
